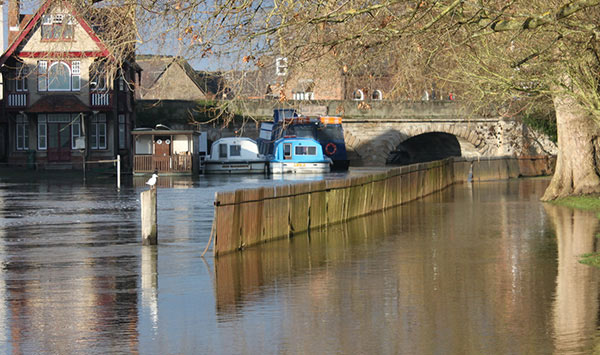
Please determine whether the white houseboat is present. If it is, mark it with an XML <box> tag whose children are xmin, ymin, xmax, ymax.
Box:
<box><xmin>204</xmin><ymin>137</ymin><xmax>268</xmax><ymax>174</ymax></box>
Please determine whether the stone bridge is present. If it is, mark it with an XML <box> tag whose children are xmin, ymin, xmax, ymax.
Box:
<box><xmin>237</xmin><ymin>100</ymin><xmax>556</xmax><ymax>166</ymax></box>
<box><xmin>342</xmin><ymin>113</ymin><xmax>556</xmax><ymax>166</ymax></box>
<box><xmin>140</xmin><ymin>99</ymin><xmax>557</xmax><ymax>166</ymax></box>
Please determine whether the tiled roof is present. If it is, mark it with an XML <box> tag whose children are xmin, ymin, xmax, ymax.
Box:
<box><xmin>28</xmin><ymin>95</ymin><xmax>89</xmax><ymax>113</ymax></box>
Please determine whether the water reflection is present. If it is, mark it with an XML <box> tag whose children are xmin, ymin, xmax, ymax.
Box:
<box><xmin>213</xmin><ymin>179</ymin><xmax>575</xmax><ymax>354</ymax></box>
<box><xmin>215</xmin><ymin>213</ymin><xmax>389</xmax><ymax>317</ymax></box>
<box><xmin>544</xmin><ymin>204</ymin><xmax>600</xmax><ymax>354</ymax></box>
<box><xmin>2</xmin><ymin>170</ymin><xmax>600</xmax><ymax>353</ymax></box>
<box><xmin>141</xmin><ymin>246</ymin><xmax>158</xmax><ymax>331</ymax></box>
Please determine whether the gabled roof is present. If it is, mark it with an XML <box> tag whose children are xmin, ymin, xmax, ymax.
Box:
<box><xmin>137</xmin><ymin>55</ymin><xmax>204</xmax><ymax>92</ymax></box>
<box><xmin>0</xmin><ymin>0</ymin><xmax>110</xmax><ymax>66</ymax></box>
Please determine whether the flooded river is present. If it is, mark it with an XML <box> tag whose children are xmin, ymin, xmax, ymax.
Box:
<box><xmin>0</xmin><ymin>172</ymin><xmax>598</xmax><ymax>354</ymax></box>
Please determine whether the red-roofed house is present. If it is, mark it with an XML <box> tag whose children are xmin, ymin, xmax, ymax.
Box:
<box><xmin>0</xmin><ymin>0</ymin><xmax>140</xmax><ymax>169</ymax></box>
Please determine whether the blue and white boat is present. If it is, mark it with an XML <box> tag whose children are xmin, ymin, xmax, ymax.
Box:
<box><xmin>269</xmin><ymin>137</ymin><xmax>332</xmax><ymax>174</ymax></box>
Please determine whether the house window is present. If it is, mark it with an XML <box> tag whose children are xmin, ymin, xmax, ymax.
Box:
<box><xmin>229</xmin><ymin>145</ymin><xmax>241</xmax><ymax>157</ymax></box>
<box><xmin>16</xmin><ymin>114</ymin><xmax>29</xmax><ymax>151</ymax></box>
<box><xmin>38</xmin><ymin>115</ymin><xmax>47</xmax><ymax>150</ymax></box>
<box><xmin>118</xmin><ymin>114</ymin><xmax>126</xmax><ymax>149</ymax></box>
<box><xmin>16</xmin><ymin>64</ymin><xmax>28</xmax><ymax>92</ymax></box>
<box><xmin>295</xmin><ymin>146</ymin><xmax>316</xmax><ymax>155</ymax></box>
<box><xmin>90</xmin><ymin>61</ymin><xmax>107</xmax><ymax>91</ymax></box>
<box><xmin>41</xmin><ymin>14</ymin><xmax>74</xmax><ymax>40</ymax></box>
<box><xmin>37</xmin><ymin>61</ymin><xmax>47</xmax><ymax>91</ymax></box>
<box><xmin>372</xmin><ymin>90</ymin><xmax>383</xmax><ymax>101</ymax></box>
<box><xmin>218</xmin><ymin>144</ymin><xmax>227</xmax><ymax>158</ymax></box>
<box><xmin>71</xmin><ymin>116</ymin><xmax>81</xmax><ymax>149</ymax></box>
<box><xmin>38</xmin><ymin>61</ymin><xmax>80</xmax><ymax>92</ymax></box>
<box><xmin>275</xmin><ymin>57</ymin><xmax>288</xmax><ymax>76</ymax></box>
<box><xmin>90</xmin><ymin>114</ymin><xmax>107</xmax><ymax>150</ymax></box>
<box><xmin>71</xmin><ymin>61</ymin><xmax>80</xmax><ymax>91</ymax></box>
<box><xmin>48</xmin><ymin>62</ymin><xmax>70</xmax><ymax>91</ymax></box>
<box><xmin>352</xmin><ymin>89</ymin><xmax>364</xmax><ymax>101</ymax></box>
<box><xmin>293</xmin><ymin>92</ymin><xmax>314</xmax><ymax>100</ymax></box>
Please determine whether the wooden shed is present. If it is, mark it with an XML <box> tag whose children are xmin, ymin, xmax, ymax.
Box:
<box><xmin>132</xmin><ymin>129</ymin><xmax>203</xmax><ymax>175</ymax></box>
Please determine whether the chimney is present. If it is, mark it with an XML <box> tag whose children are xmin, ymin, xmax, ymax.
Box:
<box><xmin>8</xmin><ymin>0</ymin><xmax>20</xmax><ymax>33</ymax></box>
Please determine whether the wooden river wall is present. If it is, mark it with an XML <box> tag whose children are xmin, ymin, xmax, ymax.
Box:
<box><xmin>212</xmin><ymin>155</ymin><xmax>555</xmax><ymax>256</ymax></box>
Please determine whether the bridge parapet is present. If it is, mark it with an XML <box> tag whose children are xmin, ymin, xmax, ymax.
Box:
<box><xmin>229</xmin><ymin>99</ymin><xmax>476</xmax><ymax>121</ymax></box>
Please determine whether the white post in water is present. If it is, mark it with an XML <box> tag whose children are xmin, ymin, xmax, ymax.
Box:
<box><xmin>141</xmin><ymin>187</ymin><xmax>157</xmax><ymax>245</ymax></box>
<box><xmin>117</xmin><ymin>154</ymin><xmax>121</xmax><ymax>189</ymax></box>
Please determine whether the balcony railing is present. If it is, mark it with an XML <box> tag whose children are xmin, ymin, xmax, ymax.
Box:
<box><xmin>6</xmin><ymin>92</ymin><xmax>28</xmax><ymax>108</ymax></box>
<box><xmin>134</xmin><ymin>155</ymin><xmax>193</xmax><ymax>173</ymax></box>
<box><xmin>90</xmin><ymin>91</ymin><xmax>111</xmax><ymax>108</ymax></box>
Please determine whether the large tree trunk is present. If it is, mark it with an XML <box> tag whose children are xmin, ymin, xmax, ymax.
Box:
<box><xmin>541</xmin><ymin>93</ymin><xmax>600</xmax><ymax>201</ymax></box>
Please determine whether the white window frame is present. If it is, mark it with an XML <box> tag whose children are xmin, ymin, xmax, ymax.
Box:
<box><xmin>39</xmin><ymin>61</ymin><xmax>80</xmax><ymax>92</ymax></box>
<box><xmin>47</xmin><ymin>61</ymin><xmax>71</xmax><ymax>91</ymax></box>
<box><xmin>41</xmin><ymin>14</ymin><xmax>73</xmax><ymax>40</ymax></box>
<box><xmin>16</xmin><ymin>114</ymin><xmax>29</xmax><ymax>151</ymax></box>
<box><xmin>283</xmin><ymin>143</ymin><xmax>292</xmax><ymax>159</ymax></box>
<box><xmin>372</xmin><ymin>90</ymin><xmax>383</xmax><ymax>101</ymax></box>
<box><xmin>90</xmin><ymin>114</ymin><xmax>107</xmax><ymax>150</ymax></box>
<box><xmin>90</xmin><ymin>61</ymin><xmax>107</xmax><ymax>91</ymax></box>
<box><xmin>71</xmin><ymin>61</ymin><xmax>80</xmax><ymax>91</ymax></box>
<box><xmin>42</xmin><ymin>14</ymin><xmax>52</xmax><ymax>25</ymax></box>
<box><xmin>38</xmin><ymin>61</ymin><xmax>47</xmax><ymax>92</ymax></box>
<box><xmin>352</xmin><ymin>89</ymin><xmax>364</xmax><ymax>101</ymax></box>
<box><xmin>38</xmin><ymin>114</ymin><xmax>47</xmax><ymax>150</ymax></box>
<box><xmin>16</xmin><ymin>64</ymin><xmax>28</xmax><ymax>92</ymax></box>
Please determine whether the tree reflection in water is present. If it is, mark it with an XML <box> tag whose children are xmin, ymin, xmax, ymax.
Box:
<box><xmin>544</xmin><ymin>204</ymin><xmax>600</xmax><ymax>354</ymax></box>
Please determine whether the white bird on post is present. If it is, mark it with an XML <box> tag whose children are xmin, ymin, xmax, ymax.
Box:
<box><xmin>146</xmin><ymin>172</ymin><xmax>158</xmax><ymax>189</ymax></box>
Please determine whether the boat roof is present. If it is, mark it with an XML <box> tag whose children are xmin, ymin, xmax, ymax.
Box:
<box><xmin>131</xmin><ymin>130</ymin><xmax>200</xmax><ymax>136</ymax></box>
<box><xmin>274</xmin><ymin>136</ymin><xmax>321</xmax><ymax>145</ymax></box>
<box><xmin>213</xmin><ymin>137</ymin><xmax>257</xmax><ymax>144</ymax></box>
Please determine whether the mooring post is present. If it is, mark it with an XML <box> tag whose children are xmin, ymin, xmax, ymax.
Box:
<box><xmin>117</xmin><ymin>154</ymin><xmax>121</xmax><ymax>189</ymax></box>
<box><xmin>141</xmin><ymin>186</ymin><xmax>158</xmax><ymax>245</ymax></box>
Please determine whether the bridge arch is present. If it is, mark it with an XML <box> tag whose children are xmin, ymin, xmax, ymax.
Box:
<box><xmin>387</xmin><ymin>132</ymin><xmax>463</xmax><ymax>165</ymax></box>
<box><xmin>347</xmin><ymin>125</ymin><xmax>489</xmax><ymax>166</ymax></box>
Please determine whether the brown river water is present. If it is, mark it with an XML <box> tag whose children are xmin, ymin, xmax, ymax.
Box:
<box><xmin>0</xmin><ymin>171</ymin><xmax>597</xmax><ymax>354</ymax></box>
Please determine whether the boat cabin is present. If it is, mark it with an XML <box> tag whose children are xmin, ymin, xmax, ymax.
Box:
<box><xmin>270</xmin><ymin>137</ymin><xmax>332</xmax><ymax>174</ymax></box>
<box><xmin>272</xmin><ymin>137</ymin><xmax>327</xmax><ymax>162</ymax></box>
<box><xmin>132</xmin><ymin>129</ymin><xmax>202</xmax><ymax>175</ymax></box>
<box><xmin>204</xmin><ymin>137</ymin><xmax>267</xmax><ymax>174</ymax></box>
<box><xmin>208</xmin><ymin>137</ymin><xmax>262</xmax><ymax>161</ymax></box>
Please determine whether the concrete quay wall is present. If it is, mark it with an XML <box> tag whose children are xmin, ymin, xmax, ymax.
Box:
<box><xmin>212</xmin><ymin>155</ymin><xmax>555</xmax><ymax>256</ymax></box>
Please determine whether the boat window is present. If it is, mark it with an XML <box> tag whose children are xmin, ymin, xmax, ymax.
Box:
<box><xmin>219</xmin><ymin>144</ymin><xmax>227</xmax><ymax>158</ymax></box>
<box><xmin>295</xmin><ymin>146</ymin><xmax>317</xmax><ymax>155</ymax></box>
<box><xmin>230</xmin><ymin>145</ymin><xmax>241</xmax><ymax>157</ymax></box>
<box><xmin>283</xmin><ymin>143</ymin><xmax>292</xmax><ymax>159</ymax></box>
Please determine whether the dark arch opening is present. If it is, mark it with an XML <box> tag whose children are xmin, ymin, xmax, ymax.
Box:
<box><xmin>386</xmin><ymin>132</ymin><xmax>462</xmax><ymax>165</ymax></box>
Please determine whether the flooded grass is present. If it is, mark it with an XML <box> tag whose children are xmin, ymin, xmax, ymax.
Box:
<box><xmin>552</xmin><ymin>196</ymin><xmax>600</xmax><ymax>267</ymax></box>
<box><xmin>551</xmin><ymin>195</ymin><xmax>600</xmax><ymax>212</ymax></box>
